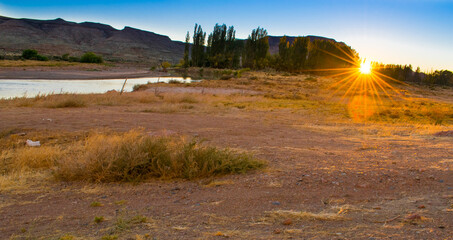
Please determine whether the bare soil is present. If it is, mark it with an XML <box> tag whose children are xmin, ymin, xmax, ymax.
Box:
<box><xmin>0</xmin><ymin>72</ymin><xmax>452</xmax><ymax>239</ymax></box>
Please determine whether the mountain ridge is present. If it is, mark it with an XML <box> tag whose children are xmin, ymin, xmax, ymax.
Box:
<box><xmin>0</xmin><ymin>16</ymin><xmax>344</xmax><ymax>63</ymax></box>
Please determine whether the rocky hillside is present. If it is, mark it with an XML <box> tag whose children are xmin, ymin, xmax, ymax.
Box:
<box><xmin>0</xmin><ymin>16</ymin><xmax>185</xmax><ymax>64</ymax></box>
<box><xmin>0</xmin><ymin>16</ymin><xmax>344</xmax><ymax>64</ymax></box>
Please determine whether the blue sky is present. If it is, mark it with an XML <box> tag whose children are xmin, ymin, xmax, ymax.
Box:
<box><xmin>1</xmin><ymin>0</ymin><xmax>452</xmax><ymax>71</ymax></box>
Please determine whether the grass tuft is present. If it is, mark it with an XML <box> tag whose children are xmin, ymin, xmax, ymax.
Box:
<box><xmin>264</xmin><ymin>210</ymin><xmax>346</xmax><ymax>222</ymax></box>
<box><xmin>94</xmin><ymin>216</ymin><xmax>105</xmax><ymax>223</ymax></box>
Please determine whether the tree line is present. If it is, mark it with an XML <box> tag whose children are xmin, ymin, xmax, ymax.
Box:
<box><xmin>373</xmin><ymin>63</ymin><xmax>453</xmax><ymax>86</ymax></box>
<box><xmin>182</xmin><ymin>23</ymin><xmax>452</xmax><ymax>86</ymax></box>
<box><xmin>184</xmin><ymin>23</ymin><xmax>356</xmax><ymax>71</ymax></box>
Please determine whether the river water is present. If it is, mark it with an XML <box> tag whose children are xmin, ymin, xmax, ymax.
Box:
<box><xmin>0</xmin><ymin>77</ymin><xmax>191</xmax><ymax>99</ymax></box>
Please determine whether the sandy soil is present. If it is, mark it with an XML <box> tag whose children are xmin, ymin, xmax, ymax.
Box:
<box><xmin>0</xmin><ymin>103</ymin><xmax>452</xmax><ymax>239</ymax></box>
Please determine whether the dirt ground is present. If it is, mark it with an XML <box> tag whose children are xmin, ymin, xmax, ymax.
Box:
<box><xmin>0</xmin><ymin>71</ymin><xmax>452</xmax><ymax>239</ymax></box>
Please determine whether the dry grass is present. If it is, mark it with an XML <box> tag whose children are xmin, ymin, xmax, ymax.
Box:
<box><xmin>1</xmin><ymin>70</ymin><xmax>451</xmax><ymax>126</ymax></box>
<box><xmin>0</xmin><ymin>130</ymin><xmax>265</xmax><ymax>183</ymax></box>
<box><xmin>0</xmin><ymin>60</ymin><xmax>80</xmax><ymax>67</ymax></box>
<box><xmin>55</xmin><ymin>130</ymin><xmax>265</xmax><ymax>182</ymax></box>
<box><xmin>6</xmin><ymin>145</ymin><xmax>64</xmax><ymax>170</ymax></box>
<box><xmin>0</xmin><ymin>171</ymin><xmax>51</xmax><ymax>194</ymax></box>
<box><xmin>369</xmin><ymin>99</ymin><xmax>453</xmax><ymax>125</ymax></box>
<box><xmin>263</xmin><ymin>210</ymin><xmax>346</xmax><ymax>222</ymax></box>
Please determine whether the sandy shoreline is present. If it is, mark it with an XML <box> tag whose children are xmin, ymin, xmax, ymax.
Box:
<box><xmin>0</xmin><ymin>68</ymin><xmax>172</xmax><ymax>80</ymax></box>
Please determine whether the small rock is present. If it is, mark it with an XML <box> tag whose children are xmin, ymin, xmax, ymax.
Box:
<box><xmin>271</xmin><ymin>201</ymin><xmax>281</xmax><ymax>206</ymax></box>
<box><xmin>418</xmin><ymin>205</ymin><xmax>425</xmax><ymax>209</ymax></box>
<box><xmin>273</xmin><ymin>229</ymin><xmax>282</xmax><ymax>234</ymax></box>
<box><xmin>439</xmin><ymin>180</ymin><xmax>444</xmax><ymax>183</ymax></box>
<box><xmin>282</xmin><ymin>219</ymin><xmax>292</xmax><ymax>225</ymax></box>
<box><xmin>438</xmin><ymin>225</ymin><xmax>445</xmax><ymax>229</ymax></box>
<box><xmin>415</xmin><ymin>176</ymin><xmax>420</xmax><ymax>180</ymax></box>
<box><xmin>26</xmin><ymin>139</ymin><xmax>40</xmax><ymax>147</ymax></box>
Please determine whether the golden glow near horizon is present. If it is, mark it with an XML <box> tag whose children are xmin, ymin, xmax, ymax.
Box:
<box><xmin>308</xmin><ymin>46</ymin><xmax>406</xmax><ymax>122</ymax></box>
<box><xmin>359</xmin><ymin>59</ymin><xmax>371</xmax><ymax>74</ymax></box>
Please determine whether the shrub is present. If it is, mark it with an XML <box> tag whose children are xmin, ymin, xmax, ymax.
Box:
<box><xmin>161</xmin><ymin>61</ymin><xmax>171</xmax><ymax>72</ymax></box>
<box><xmin>168</xmin><ymin>80</ymin><xmax>181</xmax><ymax>84</ymax></box>
<box><xmin>62</xmin><ymin>53</ymin><xmax>70</xmax><ymax>61</ymax></box>
<box><xmin>54</xmin><ymin>130</ymin><xmax>265</xmax><ymax>182</ymax></box>
<box><xmin>21</xmin><ymin>49</ymin><xmax>48</xmax><ymax>61</ymax></box>
<box><xmin>80</xmin><ymin>52</ymin><xmax>103</xmax><ymax>63</ymax></box>
<box><xmin>132</xmin><ymin>84</ymin><xmax>148</xmax><ymax>92</ymax></box>
<box><xmin>68</xmin><ymin>56</ymin><xmax>80</xmax><ymax>62</ymax></box>
<box><xmin>36</xmin><ymin>55</ymin><xmax>49</xmax><ymax>61</ymax></box>
<box><xmin>22</xmin><ymin>49</ymin><xmax>38</xmax><ymax>59</ymax></box>
<box><xmin>43</xmin><ymin>95</ymin><xmax>87</xmax><ymax>108</ymax></box>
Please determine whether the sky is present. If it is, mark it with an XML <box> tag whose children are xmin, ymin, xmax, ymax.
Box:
<box><xmin>1</xmin><ymin>0</ymin><xmax>452</xmax><ymax>71</ymax></box>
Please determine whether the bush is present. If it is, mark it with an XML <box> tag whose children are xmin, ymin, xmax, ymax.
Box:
<box><xmin>21</xmin><ymin>49</ymin><xmax>48</xmax><ymax>61</ymax></box>
<box><xmin>62</xmin><ymin>53</ymin><xmax>70</xmax><ymax>61</ymax></box>
<box><xmin>22</xmin><ymin>49</ymin><xmax>38</xmax><ymax>59</ymax></box>
<box><xmin>161</xmin><ymin>61</ymin><xmax>171</xmax><ymax>72</ymax></box>
<box><xmin>80</xmin><ymin>52</ymin><xmax>103</xmax><ymax>63</ymax></box>
<box><xmin>68</xmin><ymin>56</ymin><xmax>80</xmax><ymax>62</ymax></box>
<box><xmin>54</xmin><ymin>130</ymin><xmax>265</xmax><ymax>182</ymax></box>
<box><xmin>36</xmin><ymin>55</ymin><xmax>49</xmax><ymax>61</ymax></box>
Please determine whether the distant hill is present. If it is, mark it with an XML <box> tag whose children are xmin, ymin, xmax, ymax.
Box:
<box><xmin>267</xmin><ymin>36</ymin><xmax>343</xmax><ymax>55</ymax></box>
<box><xmin>0</xmin><ymin>16</ymin><xmax>345</xmax><ymax>64</ymax></box>
<box><xmin>0</xmin><ymin>16</ymin><xmax>185</xmax><ymax>64</ymax></box>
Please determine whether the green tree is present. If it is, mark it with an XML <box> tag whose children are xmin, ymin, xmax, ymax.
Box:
<box><xmin>225</xmin><ymin>26</ymin><xmax>239</xmax><ymax>68</ymax></box>
<box><xmin>183</xmin><ymin>31</ymin><xmax>190</xmax><ymax>68</ymax></box>
<box><xmin>191</xmin><ymin>24</ymin><xmax>206</xmax><ymax>67</ymax></box>
<box><xmin>244</xmin><ymin>27</ymin><xmax>269</xmax><ymax>69</ymax></box>
<box><xmin>278</xmin><ymin>36</ymin><xmax>290</xmax><ymax>71</ymax></box>
<box><xmin>290</xmin><ymin>37</ymin><xmax>309</xmax><ymax>71</ymax></box>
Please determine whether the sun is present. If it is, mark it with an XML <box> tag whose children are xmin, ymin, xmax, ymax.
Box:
<box><xmin>359</xmin><ymin>60</ymin><xmax>372</xmax><ymax>74</ymax></box>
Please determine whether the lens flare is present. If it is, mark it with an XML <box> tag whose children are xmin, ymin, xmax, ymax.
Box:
<box><xmin>359</xmin><ymin>60</ymin><xmax>371</xmax><ymax>74</ymax></box>
<box><xmin>299</xmin><ymin>45</ymin><xmax>407</xmax><ymax>122</ymax></box>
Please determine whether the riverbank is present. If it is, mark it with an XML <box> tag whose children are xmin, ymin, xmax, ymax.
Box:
<box><xmin>0</xmin><ymin>61</ymin><xmax>170</xmax><ymax>80</ymax></box>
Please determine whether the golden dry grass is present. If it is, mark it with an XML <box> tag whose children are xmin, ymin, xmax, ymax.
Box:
<box><xmin>0</xmin><ymin>70</ymin><xmax>451</xmax><ymax>125</ymax></box>
<box><xmin>0</xmin><ymin>60</ymin><xmax>80</xmax><ymax>67</ymax></box>
<box><xmin>0</xmin><ymin>129</ymin><xmax>265</xmax><ymax>184</ymax></box>
<box><xmin>7</xmin><ymin>145</ymin><xmax>64</xmax><ymax>170</ymax></box>
<box><xmin>263</xmin><ymin>209</ymin><xmax>346</xmax><ymax>222</ymax></box>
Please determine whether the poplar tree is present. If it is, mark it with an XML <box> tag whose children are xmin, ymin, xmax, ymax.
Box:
<box><xmin>278</xmin><ymin>36</ymin><xmax>290</xmax><ymax>71</ymax></box>
<box><xmin>183</xmin><ymin>31</ymin><xmax>190</xmax><ymax>68</ymax></box>
<box><xmin>191</xmin><ymin>24</ymin><xmax>206</xmax><ymax>67</ymax></box>
<box><xmin>291</xmin><ymin>37</ymin><xmax>309</xmax><ymax>71</ymax></box>
<box><xmin>244</xmin><ymin>27</ymin><xmax>269</xmax><ymax>69</ymax></box>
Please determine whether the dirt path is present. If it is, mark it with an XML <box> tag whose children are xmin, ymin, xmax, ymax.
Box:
<box><xmin>0</xmin><ymin>105</ymin><xmax>452</xmax><ymax>239</ymax></box>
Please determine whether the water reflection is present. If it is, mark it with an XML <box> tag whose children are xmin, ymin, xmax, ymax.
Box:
<box><xmin>0</xmin><ymin>77</ymin><xmax>191</xmax><ymax>99</ymax></box>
